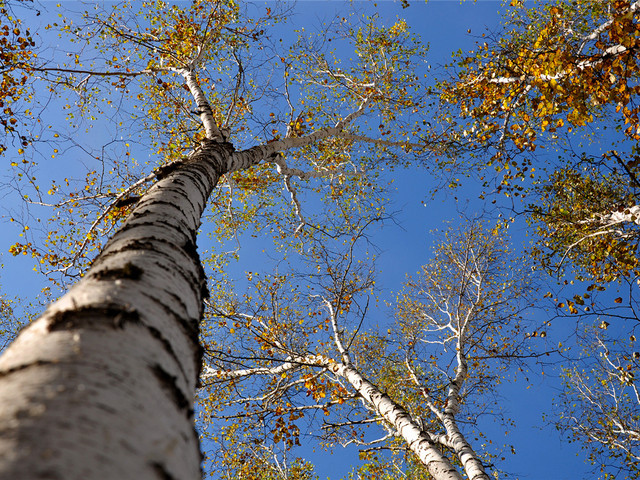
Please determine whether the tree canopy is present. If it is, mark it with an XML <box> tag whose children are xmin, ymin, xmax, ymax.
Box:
<box><xmin>1</xmin><ymin>1</ymin><xmax>640</xmax><ymax>479</ymax></box>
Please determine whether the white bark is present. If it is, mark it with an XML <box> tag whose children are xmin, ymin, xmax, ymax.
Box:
<box><xmin>439</xmin><ymin>357</ymin><xmax>489</xmax><ymax>480</ymax></box>
<box><xmin>0</xmin><ymin>140</ymin><xmax>234</xmax><ymax>480</ymax></box>
<box><xmin>180</xmin><ymin>68</ymin><xmax>225</xmax><ymax>141</ymax></box>
<box><xmin>328</xmin><ymin>361</ymin><xmax>464</xmax><ymax>480</ymax></box>
<box><xmin>439</xmin><ymin>354</ymin><xmax>489</xmax><ymax>480</ymax></box>
<box><xmin>0</xmin><ymin>38</ymin><xmax>433</xmax><ymax>475</ymax></box>
<box><xmin>0</xmin><ymin>123</ymin><xmax>376</xmax><ymax>478</ymax></box>
<box><xmin>466</xmin><ymin>1</ymin><xmax>640</xmax><ymax>87</ymax></box>
<box><xmin>206</xmin><ymin>349</ymin><xmax>464</xmax><ymax>480</ymax></box>
<box><xmin>594</xmin><ymin>204</ymin><xmax>640</xmax><ymax>227</ymax></box>
<box><xmin>442</xmin><ymin>285</ymin><xmax>490</xmax><ymax>480</ymax></box>
<box><xmin>442</xmin><ymin>415</ymin><xmax>489</xmax><ymax>480</ymax></box>
<box><xmin>556</xmin><ymin>204</ymin><xmax>640</xmax><ymax>267</ymax></box>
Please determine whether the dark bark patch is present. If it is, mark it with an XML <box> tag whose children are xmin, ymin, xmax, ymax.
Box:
<box><xmin>154</xmin><ymin>159</ymin><xmax>186</xmax><ymax>181</ymax></box>
<box><xmin>92</xmin><ymin>238</ymin><xmax>162</xmax><ymax>269</ymax></box>
<box><xmin>150</xmin><ymin>363</ymin><xmax>191</xmax><ymax>414</ymax></box>
<box><xmin>181</xmin><ymin>236</ymin><xmax>209</xmax><ymax>301</ymax></box>
<box><xmin>136</xmin><ymin>289</ymin><xmax>200</xmax><ymax>352</ymax></box>
<box><xmin>92</xmin><ymin>262</ymin><xmax>143</xmax><ymax>281</ymax></box>
<box><xmin>194</xmin><ymin>342</ymin><xmax>204</xmax><ymax>389</ymax></box>
<box><xmin>113</xmin><ymin>195</ymin><xmax>141</xmax><ymax>208</ymax></box>
<box><xmin>129</xmin><ymin>201</ymin><xmax>191</xmax><ymax>226</ymax></box>
<box><xmin>150</xmin><ymin>461</ymin><xmax>176</xmax><ymax>480</ymax></box>
<box><xmin>0</xmin><ymin>359</ymin><xmax>57</xmax><ymax>379</ymax></box>
<box><xmin>200</xmin><ymin>281</ymin><xmax>210</xmax><ymax>301</ymax></box>
<box><xmin>47</xmin><ymin>306</ymin><xmax>141</xmax><ymax>332</ymax></box>
<box><xmin>137</xmin><ymin>291</ymin><xmax>202</xmax><ymax>389</ymax></box>
<box><xmin>145</xmin><ymin>325</ymin><xmax>187</xmax><ymax>381</ymax></box>
<box><xmin>181</xmin><ymin>236</ymin><xmax>198</xmax><ymax>261</ymax></box>
<box><xmin>34</xmin><ymin>469</ymin><xmax>63</xmax><ymax>480</ymax></box>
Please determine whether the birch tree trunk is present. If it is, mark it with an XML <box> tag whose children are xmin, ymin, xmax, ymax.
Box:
<box><xmin>330</xmin><ymin>362</ymin><xmax>465</xmax><ymax>480</ymax></box>
<box><xmin>442</xmin><ymin>415</ymin><xmax>490</xmax><ymax>480</ymax></box>
<box><xmin>0</xmin><ymin>140</ymin><xmax>233</xmax><ymax>480</ymax></box>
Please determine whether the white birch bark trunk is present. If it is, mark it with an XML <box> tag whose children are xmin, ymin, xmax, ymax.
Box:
<box><xmin>329</xmin><ymin>362</ymin><xmax>464</xmax><ymax>480</ymax></box>
<box><xmin>443</xmin><ymin>344</ymin><xmax>489</xmax><ymax>480</ymax></box>
<box><xmin>594</xmin><ymin>204</ymin><xmax>640</xmax><ymax>226</ymax></box>
<box><xmin>0</xmin><ymin>86</ymin><xmax>387</xmax><ymax>478</ymax></box>
<box><xmin>0</xmin><ymin>140</ymin><xmax>234</xmax><ymax>480</ymax></box>
<box><xmin>442</xmin><ymin>414</ymin><xmax>490</xmax><ymax>480</ymax></box>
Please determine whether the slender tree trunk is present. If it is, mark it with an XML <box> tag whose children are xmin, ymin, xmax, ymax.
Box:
<box><xmin>0</xmin><ymin>140</ymin><xmax>232</xmax><ymax>480</ymax></box>
<box><xmin>443</xmin><ymin>348</ymin><xmax>489</xmax><ymax>480</ymax></box>
<box><xmin>442</xmin><ymin>414</ymin><xmax>490</xmax><ymax>480</ymax></box>
<box><xmin>330</xmin><ymin>362</ymin><xmax>464</xmax><ymax>480</ymax></box>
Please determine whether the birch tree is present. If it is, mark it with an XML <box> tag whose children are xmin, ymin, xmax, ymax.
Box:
<box><xmin>556</xmin><ymin>331</ymin><xmax>640</xmax><ymax>479</ymax></box>
<box><xmin>390</xmin><ymin>222</ymin><xmax>540</xmax><ymax>480</ymax></box>
<box><xmin>439</xmin><ymin>1</ymin><xmax>640</xmax><ymax>475</ymax></box>
<box><xmin>200</xmin><ymin>218</ymin><xmax>465</xmax><ymax>480</ymax></box>
<box><xmin>199</xmin><ymin>222</ymin><xmax>539</xmax><ymax>480</ymax></box>
<box><xmin>544</xmin><ymin>254</ymin><xmax>640</xmax><ymax>477</ymax></box>
<box><xmin>438</xmin><ymin>0</ymin><xmax>640</xmax><ymax>282</ymax></box>
<box><xmin>0</xmin><ymin>2</ymin><xmax>454</xmax><ymax>479</ymax></box>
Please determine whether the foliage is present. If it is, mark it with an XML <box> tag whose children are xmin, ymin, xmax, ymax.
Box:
<box><xmin>197</xmin><ymin>221</ymin><xmax>541</xmax><ymax>479</ymax></box>
<box><xmin>530</xmin><ymin>156</ymin><xmax>640</xmax><ymax>283</ymax></box>
<box><xmin>0</xmin><ymin>1</ymin><xmax>463</xmax><ymax>478</ymax></box>
<box><xmin>440</xmin><ymin>2</ymin><xmax>640</xmax><ymax>475</ymax></box>
<box><xmin>5</xmin><ymin>0</ymin><xmax>444</xmax><ymax>288</ymax></box>
<box><xmin>0</xmin><ymin>0</ymin><xmax>35</xmax><ymax>156</ymax></box>
<box><xmin>556</xmin><ymin>331</ymin><xmax>640</xmax><ymax>479</ymax></box>
<box><xmin>6</xmin><ymin>0</ymin><xmax>640</xmax><ymax>478</ymax></box>
<box><xmin>440</xmin><ymin>0</ymin><xmax>640</xmax><ymax>284</ymax></box>
<box><xmin>202</xmin><ymin>422</ymin><xmax>318</xmax><ymax>480</ymax></box>
<box><xmin>198</xmin><ymin>217</ymin><xmax>379</xmax><ymax>454</ymax></box>
<box><xmin>391</xmin><ymin>222</ymin><xmax>540</xmax><ymax>477</ymax></box>
<box><xmin>442</xmin><ymin>0</ymin><xmax>640</xmax><ymax>160</ymax></box>
<box><xmin>0</xmin><ymin>288</ymin><xmax>22</xmax><ymax>351</ymax></box>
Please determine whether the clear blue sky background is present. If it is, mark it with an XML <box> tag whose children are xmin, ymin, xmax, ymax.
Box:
<box><xmin>0</xmin><ymin>1</ymin><xmax>603</xmax><ymax>479</ymax></box>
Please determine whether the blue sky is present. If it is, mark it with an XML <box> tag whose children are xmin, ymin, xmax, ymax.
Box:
<box><xmin>0</xmin><ymin>1</ymin><xmax>612</xmax><ymax>478</ymax></box>
<box><xmin>284</xmin><ymin>4</ymin><xmax>593</xmax><ymax>478</ymax></box>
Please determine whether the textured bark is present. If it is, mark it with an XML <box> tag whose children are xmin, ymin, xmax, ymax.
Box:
<box><xmin>442</xmin><ymin>415</ymin><xmax>490</xmax><ymax>480</ymax></box>
<box><xmin>330</xmin><ymin>362</ymin><xmax>464</xmax><ymax>480</ymax></box>
<box><xmin>0</xmin><ymin>140</ymin><xmax>231</xmax><ymax>480</ymax></box>
<box><xmin>0</xmin><ymin>95</ymin><xmax>378</xmax><ymax>477</ymax></box>
<box><xmin>594</xmin><ymin>204</ymin><xmax>640</xmax><ymax>227</ymax></box>
<box><xmin>443</xmin><ymin>345</ymin><xmax>489</xmax><ymax>480</ymax></box>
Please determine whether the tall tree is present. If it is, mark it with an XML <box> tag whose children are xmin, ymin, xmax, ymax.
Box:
<box><xmin>556</xmin><ymin>331</ymin><xmax>640</xmax><ymax>479</ymax></box>
<box><xmin>200</xmin><ymin>222</ymin><xmax>539</xmax><ymax>480</ymax></box>
<box><xmin>440</xmin><ymin>1</ymin><xmax>640</xmax><ymax>476</ymax></box>
<box><xmin>0</xmin><ymin>2</ymin><xmax>454</xmax><ymax>479</ymax></box>
<box><xmin>393</xmin><ymin>222</ymin><xmax>538</xmax><ymax>480</ymax></box>
<box><xmin>200</xmin><ymin>218</ymin><xmax>465</xmax><ymax>480</ymax></box>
